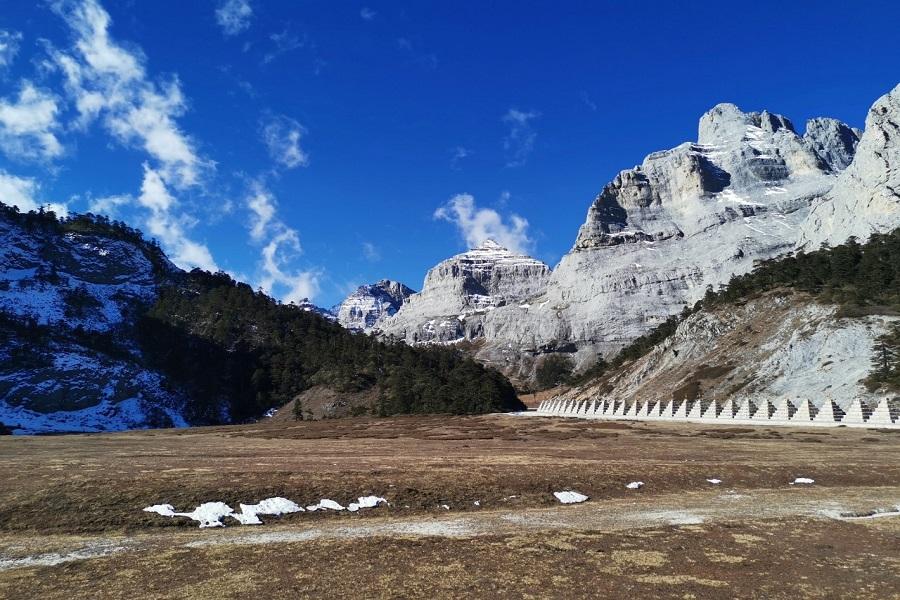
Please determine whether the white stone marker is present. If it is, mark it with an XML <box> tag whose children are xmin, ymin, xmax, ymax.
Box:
<box><xmin>701</xmin><ymin>400</ymin><xmax>719</xmax><ymax>420</ymax></box>
<box><xmin>688</xmin><ymin>400</ymin><xmax>704</xmax><ymax>420</ymax></box>
<box><xmin>842</xmin><ymin>398</ymin><xmax>868</xmax><ymax>425</ymax></box>
<box><xmin>733</xmin><ymin>399</ymin><xmax>753</xmax><ymax>422</ymax></box>
<box><xmin>813</xmin><ymin>400</ymin><xmax>841</xmax><ymax>425</ymax></box>
<box><xmin>717</xmin><ymin>398</ymin><xmax>735</xmax><ymax>420</ymax></box>
<box><xmin>792</xmin><ymin>399</ymin><xmax>815</xmax><ymax>422</ymax></box>
<box><xmin>750</xmin><ymin>400</ymin><xmax>772</xmax><ymax>421</ymax></box>
<box><xmin>868</xmin><ymin>398</ymin><xmax>895</xmax><ymax>426</ymax></box>
<box><xmin>771</xmin><ymin>399</ymin><xmax>794</xmax><ymax>423</ymax></box>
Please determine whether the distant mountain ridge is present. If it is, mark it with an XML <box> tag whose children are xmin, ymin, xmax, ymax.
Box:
<box><xmin>333</xmin><ymin>279</ymin><xmax>415</xmax><ymax>331</ymax></box>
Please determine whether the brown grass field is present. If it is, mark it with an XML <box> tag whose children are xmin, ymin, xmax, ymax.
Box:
<box><xmin>0</xmin><ymin>413</ymin><xmax>898</xmax><ymax>599</ymax></box>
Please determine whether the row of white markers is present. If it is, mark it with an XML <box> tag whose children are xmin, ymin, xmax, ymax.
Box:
<box><xmin>536</xmin><ymin>397</ymin><xmax>899</xmax><ymax>429</ymax></box>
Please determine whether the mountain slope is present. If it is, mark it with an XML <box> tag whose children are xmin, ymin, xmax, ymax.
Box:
<box><xmin>0</xmin><ymin>205</ymin><xmax>523</xmax><ymax>434</ymax></box>
<box><xmin>561</xmin><ymin>231</ymin><xmax>900</xmax><ymax>411</ymax></box>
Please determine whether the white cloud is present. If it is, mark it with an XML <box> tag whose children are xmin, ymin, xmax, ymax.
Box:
<box><xmin>246</xmin><ymin>182</ymin><xmax>277</xmax><ymax>241</ymax></box>
<box><xmin>87</xmin><ymin>193</ymin><xmax>131</xmax><ymax>217</ymax></box>
<box><xmin>0</xmin><ymin>30</ymin><xmax>23</xmax><ymax>69</ymax></box>
<box><xmin>0</xmin><ymin>81</ymin><xmax>63</xmax><ymax>161</ymax></box>
<box><xmin>259</xmin><ymin>229</ymin><xmax>321</xmax><ymax>304</ymax></box>
<box><xmin>243</xmin><ymin>180</ymin><xmax>320</xmax><ymax>302</ymax></box>
<box><xmin>360</xmin><ymin>7</ymin><xmax>376</xmax><ymax>21</ymax></box>
<box><xmin>48</xmin><ymin>0</ymin><xmax>210</xmax><ymax>187</ymax></box>
<box><xmin>216</xmin><ymin>0</ymin><xmax>253</xmax><ymax>36</ymax></box>
<box><xmin>502</xmin><ymin>108</ymin><xmax>539</xmax><ymax>167</ymax></box>
<box><xmin>0</xmin><ymin>169</ymin><xmax>68</xmax><ymax>216</ymax></box>
<box><xmin>261</xmin><ymin>114</ymin><xmax>309</xmax><ymax>169</ymax></box>
<box><xmin>434</xmin><ymin>193</ymin><xmax>532</xmax><ymax>254</ymax></box>
<box><xmin>137</xmin><ymin>164</ymin><xmax>217</xmax><ymax>271</ymax></box>
<box><xmin>362</xmin><ymin>241</ymin><xmax>380</xmax><ymax>262</ymax></box>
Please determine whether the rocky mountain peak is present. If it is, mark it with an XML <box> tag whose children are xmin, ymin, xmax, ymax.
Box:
<box><xmin>799</xmin><ymin>83</ymin><xmax>900</xmax><ymax>248</ymax></box>
<box><xmin>475</xmin><ymin>239</ymin><xmax>505</xmax><ymax>251</ymax></box>
<box><xmin>698</xmin><ymin>103</ymin><xmax>795</xmax><ymax>146</ymax></box>
<box><xmin>335</xmin><ymin>279</ymin><xmax>415</xmax><ymax>331</ymax></box>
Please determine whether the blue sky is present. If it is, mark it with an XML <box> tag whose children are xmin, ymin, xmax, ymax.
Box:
<box><xmin>1</xmin><ymin>1</ymin><xmax>899</xmax><ymax>307</ymax></box>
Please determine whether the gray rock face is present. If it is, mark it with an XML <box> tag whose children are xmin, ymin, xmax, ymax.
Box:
<box><xmin>380</xmin><ymin>85</ymin><xmax>900</xmax><ymax>382</ymax></box>
<box><xmin>335</xmin><ymin>279</ymin><xmax>415</xmax><ymax>331</ymax></box>
<box><xmin>804</xmin><ymin>117</ymin><xmax>860</xmax><ymax>172</ymax></box>
<box><xmin>799</xmin><ymin>84</ymin><xmax>900</xmax><ymax>248</ymax></box>
<box><xmin>378</xmin><ymin>240</ymin><xmax>550</xmax><ymax>345</ymax></box>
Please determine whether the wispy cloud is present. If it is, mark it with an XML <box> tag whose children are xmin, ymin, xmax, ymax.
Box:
<box><xmin>42</xmin><ymin>0</ymin><xmax>217</xmax><ymax>271</ymax></box>
<box><xmin>362</xmin><ymin>241</ymin><xmax>380</xmax><ymax>262</ymax></box>
<box><xmin>244</xmin><ymin>180</ymin><xmax>320</xmax><ymax>302</ymax></box>
<box><xmin>0</xmin><ymin>30</ymin><xmax>23</xmax><ymax>69</ymax></box>
<box><xmin>138</xmin><ymin>164</ymin><xmax>217</xmax><ymax>271</ymax></box>
<box><xmin>0</xmin><ymin>169</ymin><xmax>68</xmax><ymax>215</ymax></box>
<box><xmin>87</xmin><ymin>193</ymin><xmax>131</xmax><ymax>217</ymax></box>
<box><xmin>0</xmin><ymin>81</ymin><xmax>63</xmax><ymax>162</ymax></box>
<box><xmin>360</xmin><ymin>7</ymin><xmax>376</xmax><ymax>21</ymax></box>
<box><xmin>434</xmin><ymin>193</ymin><xmax>532</xmax><ymax>254</ymax></box>
<box><xmin>261</xmin><ymin>113</ymin><xmax>308</xmax><ymax>169</ymax></box>
<box><xmin>502</xmin><ymin>108</ymin><xmax>539</xmax><ymax>167</ymax></box>
<box><xmin>215</xmin><ymin>0</ymin><xmax>253</xmax><ymax>36</ymax></box>
<box><xmin>48</xmin><ymin>0</ymin><xmax>211</xmax><ymax>188</ymax></box>
<box><xmin>450</xmin><ymin>146</ymin><xmax>470</xmax><ymax>170</ymax></box>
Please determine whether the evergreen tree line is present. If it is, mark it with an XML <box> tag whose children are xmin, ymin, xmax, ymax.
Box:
<box><xmin>0</xmin><ymin>202</ymin><xmax>172</xmax><ymax>279</ymax></box>
<box><xmin>583</xmin><ymin>230</ymin><xmax>900</xmax><ymax>388</ymax></box>
<box><xmin>138</xmin><ymin>270</ymin><xmax>523</xmax><ymax>421</ymax></box>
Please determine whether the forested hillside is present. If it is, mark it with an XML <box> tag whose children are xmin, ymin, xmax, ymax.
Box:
<box><xmin>0</xmin><ymin>202</ymin><xmax>522</xmax><ymax>433</ymax></box>
<box><xmin>140</xmin><ymin>270</ymin><xmax>522</xmax><ymax>421</ymax></box>
<box><xmin>587</xmin><ymin>230</ymin><xmax>900</xmax><ymax>391</ymax></box>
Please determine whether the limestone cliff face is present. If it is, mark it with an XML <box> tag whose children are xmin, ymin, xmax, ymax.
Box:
<box><xmin>799</xmin><ymin>84</ymin><xmax>900</xmax><ymax>248</ymax></box>
<box><xmin>377</xmin><ymin>240</ymin><xmax>550</xmax><ymax>344</ymax></box>
<box><xmin>380</xmin><ymin>85</ymin><xmax>900</xmax><ymax>382</ymax></box>
<box><xmin>335</xmin><ymin>279</ymin><xmax>414</xmax><ymax>331</ymax></box>
<box><xmin>558</xmin><ymin>293</ymin><xmax>896</xmax><ymax>411</ymax></box>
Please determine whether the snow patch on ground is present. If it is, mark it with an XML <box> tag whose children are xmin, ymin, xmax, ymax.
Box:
<box><xmin>553</xmin><ymin>491</ymin><xmax>588</xmax><ymax>504</ymax></box>
<box><xmin>233</xmin><ymin>498</ymin><xmax>304</xmax><ymax>525</ymax></box>
<box><xmin>347</xmin><ymin>496</ymin><xmax>387</xmax><ymax>512</ymax></box>
<box><xmin>790</xmin><ymin>478</ymin><xmax>815</xmax><ymax>485</ymax></box>
<box><xmin>145</xmin><ymin>497</ymin><xmax>306</xmax><ymax>527</ymax></box>
<box><xmin>306</xmin><ymin>499</ymin><xmax>346</xmax><ymax>512</ymax></box>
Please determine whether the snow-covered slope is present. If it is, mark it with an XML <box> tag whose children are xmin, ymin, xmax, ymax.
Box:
<box><xmin>0</xmin><ymin>210</ymin><xmax>189</xmax><ymax>434</ymax></box>
<box><xmin>334</xmin><ymin>279</ymin><xmax>414</xmax><ymax>331</ymax></box>
<box><xmin>558</xmin><ymin>292</ymin><xmax>896</xmax><ymax>412</ymax></box>
<box><xmin>379</xmin><ymin>84</ymin><xmax>900</xmax><ymax>381</ymax></box>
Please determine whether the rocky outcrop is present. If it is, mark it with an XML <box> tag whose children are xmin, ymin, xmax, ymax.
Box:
<box><xmin>378</xmin><ymin>240</ymin><xmax>550</xmax><ymax>345</ymax></box>
<box><xmin>380</xmin><ymin>85</ymin><xmax>900</xmax><ymax>383</ymax></box>
<box><xmin>0</xmin><ymin>210</ymin><xmax>189</xmax><ymax>433</ymax></box>
<box><xmin>556</xmin><ymin>292</ymin><xmax>896</xmax><ymax>412</ymax></box>
<box><xmin>799</xmin><ymin>84</ymin><xmax>900</xmax><ymax>248</ymax></box>
<box><xmin>335</xmin><ymin>279</ymin><xmax>415</xmax><ymax>331</ymax></box>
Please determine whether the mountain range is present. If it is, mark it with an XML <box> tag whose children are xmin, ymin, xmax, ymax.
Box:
<box><xmin>334</xmin><ymin>83</ymin><xmax>900</xmax><ymax>387</ymax></box>
<box><xmin>3</xmin><ymin>83</ymin><xmax>899</xmax><ymax>433</ymax></box>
